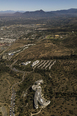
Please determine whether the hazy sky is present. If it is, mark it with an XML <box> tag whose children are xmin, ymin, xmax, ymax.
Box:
<box><xmin>0</xmin><ymin>0</ymin><xmax>77</xmax><ymax>11</ymax></box>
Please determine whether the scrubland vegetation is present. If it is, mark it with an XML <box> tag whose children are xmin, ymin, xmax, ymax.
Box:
<box><xmin>0</xmin><ymin>14</ymin><xmax>77</xmax><ymax>116</ymax></box>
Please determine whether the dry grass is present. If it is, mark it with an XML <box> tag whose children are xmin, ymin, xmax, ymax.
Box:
<box><xmin>7</xmin><ymin>39</ymin><xmax>32</xmax><ymax>52</ymax></box>
<box><xmin>15</xmin><ymin>59</ymin><xmax>77</xmax><ymax>116</ymax></box>
<box><xmin>0</xmin><ymin>73</ymin><xmax>20</xmax><ymax>104</ymax></box>
<box><xmin>13</xmin><ymin>39</ymin><xmax>72</xmax><ymax>62</ymax></box>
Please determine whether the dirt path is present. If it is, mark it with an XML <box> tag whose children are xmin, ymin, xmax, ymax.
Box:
<box><xmin>5</xmin><ymin>78</ymin><xmax>11</xmax><ymax>87</ymax></box>
<box><xmin>0</xmin><ymin>103</ymin><xmax>10</xmax><ymax>116</ymax></box>
<box><xmin>8</xmin><ymin>60</ymin><xmax>33</xmax><ymax>116</ymax></box>
<box><xmin>0</xmin><ymin>102</ymin><xmax>10</xmax><ymax>108</ymax></box>
<box><xmin>31</xmin><ymin>108</ymin><xmax>42</xmax><ymax>116</ymax></box>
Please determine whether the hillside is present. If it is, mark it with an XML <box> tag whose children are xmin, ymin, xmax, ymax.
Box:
<box><xmin>15</xmin><ymin>59</ymin><xmax>77</xmax><ymax>116</ymax></box>
<box><xmin>0</xmin><ymin>8</ymin><xmax>77</xmax><ymax>17</ymax></box>
<box><xmin>7</xmin><ymin>29</ymin><xmax>77</xmax><ymax>62</ymax></box>
<box><xmin>0</xmin><ymin>16</ymin><xmax>77</xmax><ymax>116</ymax></box>
<box><xmin>14</xmin><ymin>8</ymin><xmax>77</xmax><ymax>18</ymax></box>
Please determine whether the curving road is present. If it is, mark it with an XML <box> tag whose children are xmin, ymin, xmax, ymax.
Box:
<box><xmin>10</xmin><ymin>72</ymin><xmax>25</xmax><ymax>116</ymax></box>
<box><xmin>7</xmin><ymin>61</ymin><xmax>32</xmax><ymax>116</ymax></box>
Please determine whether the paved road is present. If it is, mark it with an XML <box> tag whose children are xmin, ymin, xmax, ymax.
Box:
<box><xmin>8</xmin><ymin>61</ymin><xmax>32</xmax><ymax>116</ymax></box>
<box><xmin>10</xmin><ymin>72</ymin><xmax>25</xmax><ymax>116</ymax></box>
<box><xmin>8</xmin><ymin>60</ymin><xmax>56</xmax><ymax>116</ymax></box>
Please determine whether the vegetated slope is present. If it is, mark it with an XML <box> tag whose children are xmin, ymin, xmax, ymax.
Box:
<box><xmin>13</xmin><ymin>9</ymin><xmax>77</xmax><ymax>18</ymax></box>
<box><xmin>0</xmin><ymin>72</ymin><xmax>20</xmax><ymax>103</ymax></box>
<box><xmin>0</xmin><ymin>61</ymin><xmax>23</xmax><ymax>115</ymax></box>
<box><xmin>7</xmin><ymin>39</ymin><xmax>29</xmax><ymax>52</ymax></box>
<box><xmin>0</xmin><ymin>63</ymin><xmax>22</xmax><ymax>102</ymax></box>
<box><xmin>13</xmin><ymin>39</ymin><xmax>72</xmax><ymax>62</ymax></box>
<box><xmin>63</xmin><ymin>34</ymin><xmax>77</xmax><ymax>48</ymax></box>
<box><xmin>1</xmin><ymin>31</ymin><xmax>76</xmax><ymax>116</ymax></box>
<box><xmin>62</xmin><ymin>33</ymin><xmax>77</xmax><ymax>55</ymax></box>
<box><xmin>11</xmin><ymin>32</ymin><xmax>77</xmax><ymax>116</ymax></box>
<box><xmin>15</xmin><ymin>59</ymin><xmax>77</xmax><ymax>116</ymax></box>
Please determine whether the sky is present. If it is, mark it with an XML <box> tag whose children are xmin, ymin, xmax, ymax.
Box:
<box><xmin>0</xmin><ymin>0</ymin><xmax>77</xmax><ymax>11</ymax></box>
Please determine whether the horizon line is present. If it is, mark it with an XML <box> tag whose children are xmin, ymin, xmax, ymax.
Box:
<box><xmin>0</xmin><ymin>8</ymin><xmax>77</xmax><ymax>12</ymax></box>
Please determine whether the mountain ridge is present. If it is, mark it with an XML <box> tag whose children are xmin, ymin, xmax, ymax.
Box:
<box><xmin>0</xmin><ymin>8</ymin><xmax>77</xmax><ymax>17</ymax></box>
<box><xmin>14</xmin><ymin>8</ymin><xmax>77</xmax><ymax>17</ymax></box>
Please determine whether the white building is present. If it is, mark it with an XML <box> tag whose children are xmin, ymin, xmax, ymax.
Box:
<box><xmin>32</xmin><ymin>60</ymin><xmax>39</xmax><ymax>67</ymax></box>
<box><xmin>21</xmin><ymin>61</ymin><xmax>31</xmax><ymax>66</ymax></box>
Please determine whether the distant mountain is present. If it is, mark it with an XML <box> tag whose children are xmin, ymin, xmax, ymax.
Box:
<box><xmin>20</xmin><ymin>8</ymin><xmax>77</xmax><ymax>17</ymax></box>
<box><xmin>0</xmin><ymin>8</ymin><xmax>77</xmax><ymax>17</ymax></box>
<box><xmin>52</xmin><ymin>8</ymin><xmax>77</xmax><ymax>14</ymax></box>
<box><xmin>14</xmin><ymin>12</ymin><xmax>23</xmax><ymax>16</ymax></box>
<box><xmin>0</xmin><ymin>10</ymin><xmax>25</xmax><ymax>14</ymax></box>
<box><xmin>0</xmin><ymin>10</ymin><xmax>15</xmax><ymax>14</ymax></box>
<box><xmin>21</xmin><ymin>9</ymin><xmax>47</xmax><ymax>18</ymax></box>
